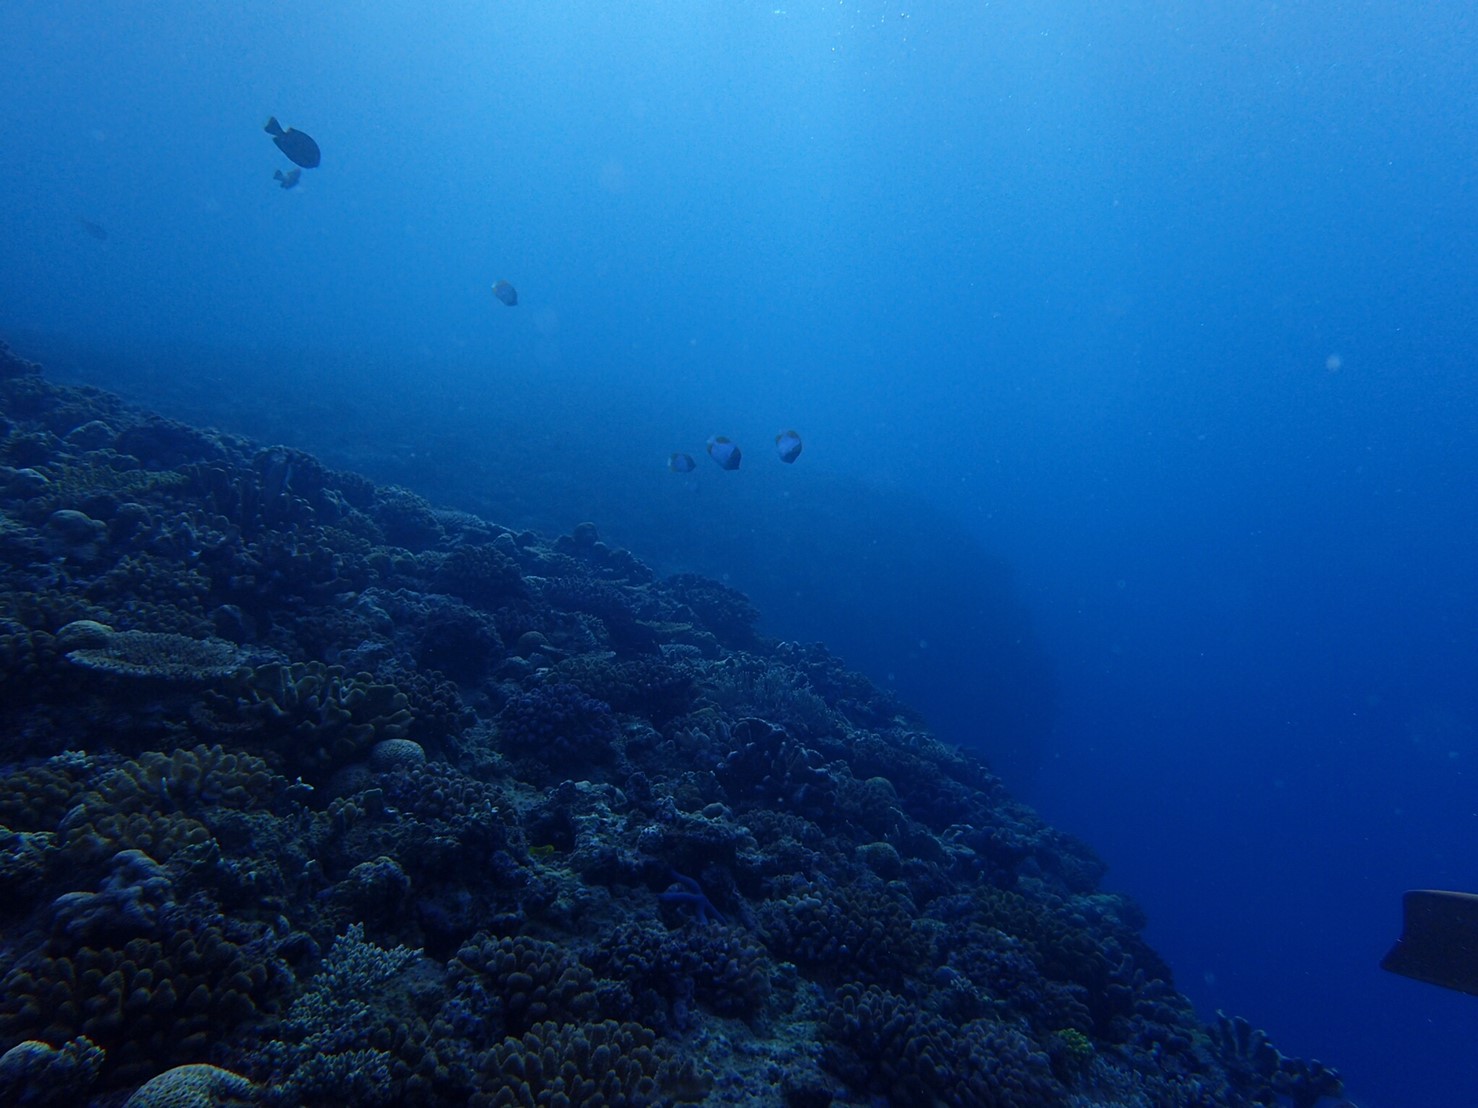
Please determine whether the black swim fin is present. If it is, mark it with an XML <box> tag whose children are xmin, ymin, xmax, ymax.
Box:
<box><xmin>1381</xmin><ymin>889</ymin><xmax>1478</xmax><ymax>995</ymax></box>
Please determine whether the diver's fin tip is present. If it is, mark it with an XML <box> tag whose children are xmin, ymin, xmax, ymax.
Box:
<box><xmin>1382</xmin><ymin>889</ymin><xmax>1478</xmax><ymax>996</ymax></box>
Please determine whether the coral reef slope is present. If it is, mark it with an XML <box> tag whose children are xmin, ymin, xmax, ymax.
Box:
<box><xmin>0</xmin><ymin>341</ymin><xmax>1342</xmax><ymax>1107</ymax></box>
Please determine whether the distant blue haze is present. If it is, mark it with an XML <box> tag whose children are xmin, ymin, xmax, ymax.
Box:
<box><xmin>3</xmin><ymin>4</ymin><xmax>1476</xmax><ymax>1105</ymax></box>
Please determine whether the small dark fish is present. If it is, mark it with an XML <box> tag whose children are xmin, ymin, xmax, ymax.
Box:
<box><xmin>78</xmin><ymin>218</ymin><xmax>108</xmax><ymax>241</ymax></box>
<box><xmin>706</xmin><ymin>436</ymin><xmax>741</xmax><ymax>471</ymax></box>
<box><xmin>274</xmin><ymin>168</ymin><xmax>302</xmax><ymax>190</ymax></box>
<box><xmin>775</xmin><ymin>429</ymin><xmax>803</xmax><ymax>463</ymax></box>
<box><xmin>264</xmin><ymin>116</ymin><xmax>321</xmax><ymax>169</ymax></box>
<box><xmin>668</xmin><ymin>452</ymin><xmax>696</xmax><ymax>473</ymax></box>
<box><xmin>492</xmin><ymin>280</ymin><xmax>518</xmax><ymax>307</ymax></box>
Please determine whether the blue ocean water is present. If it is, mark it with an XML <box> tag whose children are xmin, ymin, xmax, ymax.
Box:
<box><xmin>2</xmin><ymin>3</ymin><xmax>1475</xmax><ymax>1104</ymax></box>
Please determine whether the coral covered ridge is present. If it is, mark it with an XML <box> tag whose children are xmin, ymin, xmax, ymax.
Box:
<box><xmin>0</xmin><ymin>340</ymin><xmax>1342</xmax><ymax>1106</ymax></box>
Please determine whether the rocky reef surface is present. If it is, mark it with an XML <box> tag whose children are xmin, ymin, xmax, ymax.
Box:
<box><xmin>0</xmin><ymin>340</ymin><xmax>1344</xmax><ymax>1107</ymax></box>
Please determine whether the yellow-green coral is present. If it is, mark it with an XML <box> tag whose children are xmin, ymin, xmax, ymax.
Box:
<box><xmin>49</xmin><ymin>744</ymin><xmax>283</xmax><ymax>863</ymax></box>
<box><xmin>60</xmin><ymin>806</ymin><xmax>212</xmax><ymax>862</ymax></box>
<box><xmin>0</xmin><ymin>756</ymin><xmax>85</xmax><ymax>830</ymax></box>
<box><xmin>93</xmin><ymin>745</ymin><xmax>283</xmax><ymax>815</ymax></box>
<box><xmin>30</xmin><ymin>458</ymin><xmax>187</xmax><ymax>518</ymax></box>
<box><xmin>217</xmin><ymin>661</ymin><xmax>413</xmax><ymax>772</ymax></box>
<box><xmin>472</xmin><ymin>1020</ymin><xmax>674</xmax><ymax>1108</ymax></box>
<box><xmin>0</xmin><ymin>1035</ymin><xmax>104</xmax><ymax>1103</ymax></box>
<box><xmin>2</xmin><ymin>926</ymin><xmax>277</xmax><ymax>1083</ymax></box>
<box><xmin>86</xmin><ymin>555</ymin><xmax>213</xmax><ymax>631</ymax></box>
<box><xmin>1055</xmin><ymin>1026</ymin><xmax>1095</xmax><ymax>1060</ymax></box>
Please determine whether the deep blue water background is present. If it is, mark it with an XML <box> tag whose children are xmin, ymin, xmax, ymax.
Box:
<box><xmin>3</xmin><ymin>4</ymin><xmax>1476</xmax><ymax>1104</ymax></box>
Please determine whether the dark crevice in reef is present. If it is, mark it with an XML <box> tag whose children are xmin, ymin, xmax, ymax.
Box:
<box><xmin>0</xmin><ymin>340</ymin><xmax>1342</xmax><ymax>1107</ymax></box>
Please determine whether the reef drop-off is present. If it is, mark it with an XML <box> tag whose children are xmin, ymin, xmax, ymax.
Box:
<box><xmin>0</xmin><ymin>341</ymin><xmax>1343</xmax><ymax>1106</ymax></box>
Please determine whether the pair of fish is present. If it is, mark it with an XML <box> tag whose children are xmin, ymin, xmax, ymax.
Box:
<box><xmin>262</xmin><ymin>116</ymin><xmax>527</xmax><ymax>312</ymax></box>
<box><xmin>668</xmin><ymin>430</ymin><xmax>803</xmax><ymax>473</ymax></box>
<box><xmin>265</xmin><ymin>117</ymin><xmax>318</xmax><ymax>189</ymax></box>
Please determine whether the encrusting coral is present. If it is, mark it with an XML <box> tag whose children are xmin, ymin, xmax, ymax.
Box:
<box><xmin>0</xmin><ymin>1035</ymin><xmax>106</xmax><ymax>1106</ymax></box>
<box><xmin>120</xmin><ymin>1063</ymin><xmax>258</xmax><ymax>1108</ymax></box>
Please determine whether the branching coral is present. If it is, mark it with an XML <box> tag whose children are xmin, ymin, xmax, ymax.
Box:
<box><xmin>824</xmin><ymin>983</ymin><xmax>1061</xmax><ymax>1108</ymax></box>
<box><xmin>260</xmin><ymin>923</ymin><xmax>421</xmax><ymax>1106</ymax></box>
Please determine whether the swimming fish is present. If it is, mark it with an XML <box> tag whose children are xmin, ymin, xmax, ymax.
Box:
<box><xmin>668</xmin><ymin>452</ymin><xmax>696</xmax><ymax>473</ymax></box>
<box><xmin>775</xmin><ymin>429</ymin><xmax>803</xmax><ymax>463</ymax></box>
<box><xmin>274</xmin><ymin>168</ymin><xmax>301</xmax><ymax>190</ymax></box>
<box><xmin>264</xmin><ymin>117</ymin><xmax>321</xmax><ymax>169</ymax></box>
<box><xmin>492</xmin><ymin>280</ymin><xmax>518</xmax><ymax>307</ymax></box>
<box><xmin>77</xmin><ymin>218</ymin><xmax>108</xmax><ymax>241</ymax></box>
<box><xmin>706</xmin><ymin>436</ymin><xmax>741</xmax><ymax>470</ymax></box>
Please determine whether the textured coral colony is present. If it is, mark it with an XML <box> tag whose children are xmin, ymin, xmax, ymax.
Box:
<box><xmin>0</xmin><ymin>340</ymin><xmax>1344</xmax><ymax>1107</ymax></box>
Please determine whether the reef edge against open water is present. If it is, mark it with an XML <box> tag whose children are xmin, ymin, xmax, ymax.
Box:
<box><xmin>0</xmin><ymin>340</ymin><xmax>1343</xmax><ymax>1107</ymax></box>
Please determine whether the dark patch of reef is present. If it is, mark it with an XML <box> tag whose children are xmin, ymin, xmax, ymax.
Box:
<box><xmin>0</xmin><ymin>339</ymin><xmax>1343</xmax><ymax>1107</ymax></box>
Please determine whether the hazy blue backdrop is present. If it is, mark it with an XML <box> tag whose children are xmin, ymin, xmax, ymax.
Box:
<box><xmin>4</xmin><ymin>4</ymin><xmax>1476</xmax><ymax>1104</ymax></box>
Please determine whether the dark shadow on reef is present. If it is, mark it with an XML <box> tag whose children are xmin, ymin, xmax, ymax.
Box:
<box><xmin>645</xmin><ymin>475</ymin><xmax>1059</xmax><ymax>786</ymax></box>
<box><xmin>0</xmin><ymin>340</ymin><xmax>1343</xmax><ymax>1107</ymax></box>
<box><xmin>16</xmin><ymin>331</ymin><xmax>1057</xmax><ymax>783</ymax></box>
